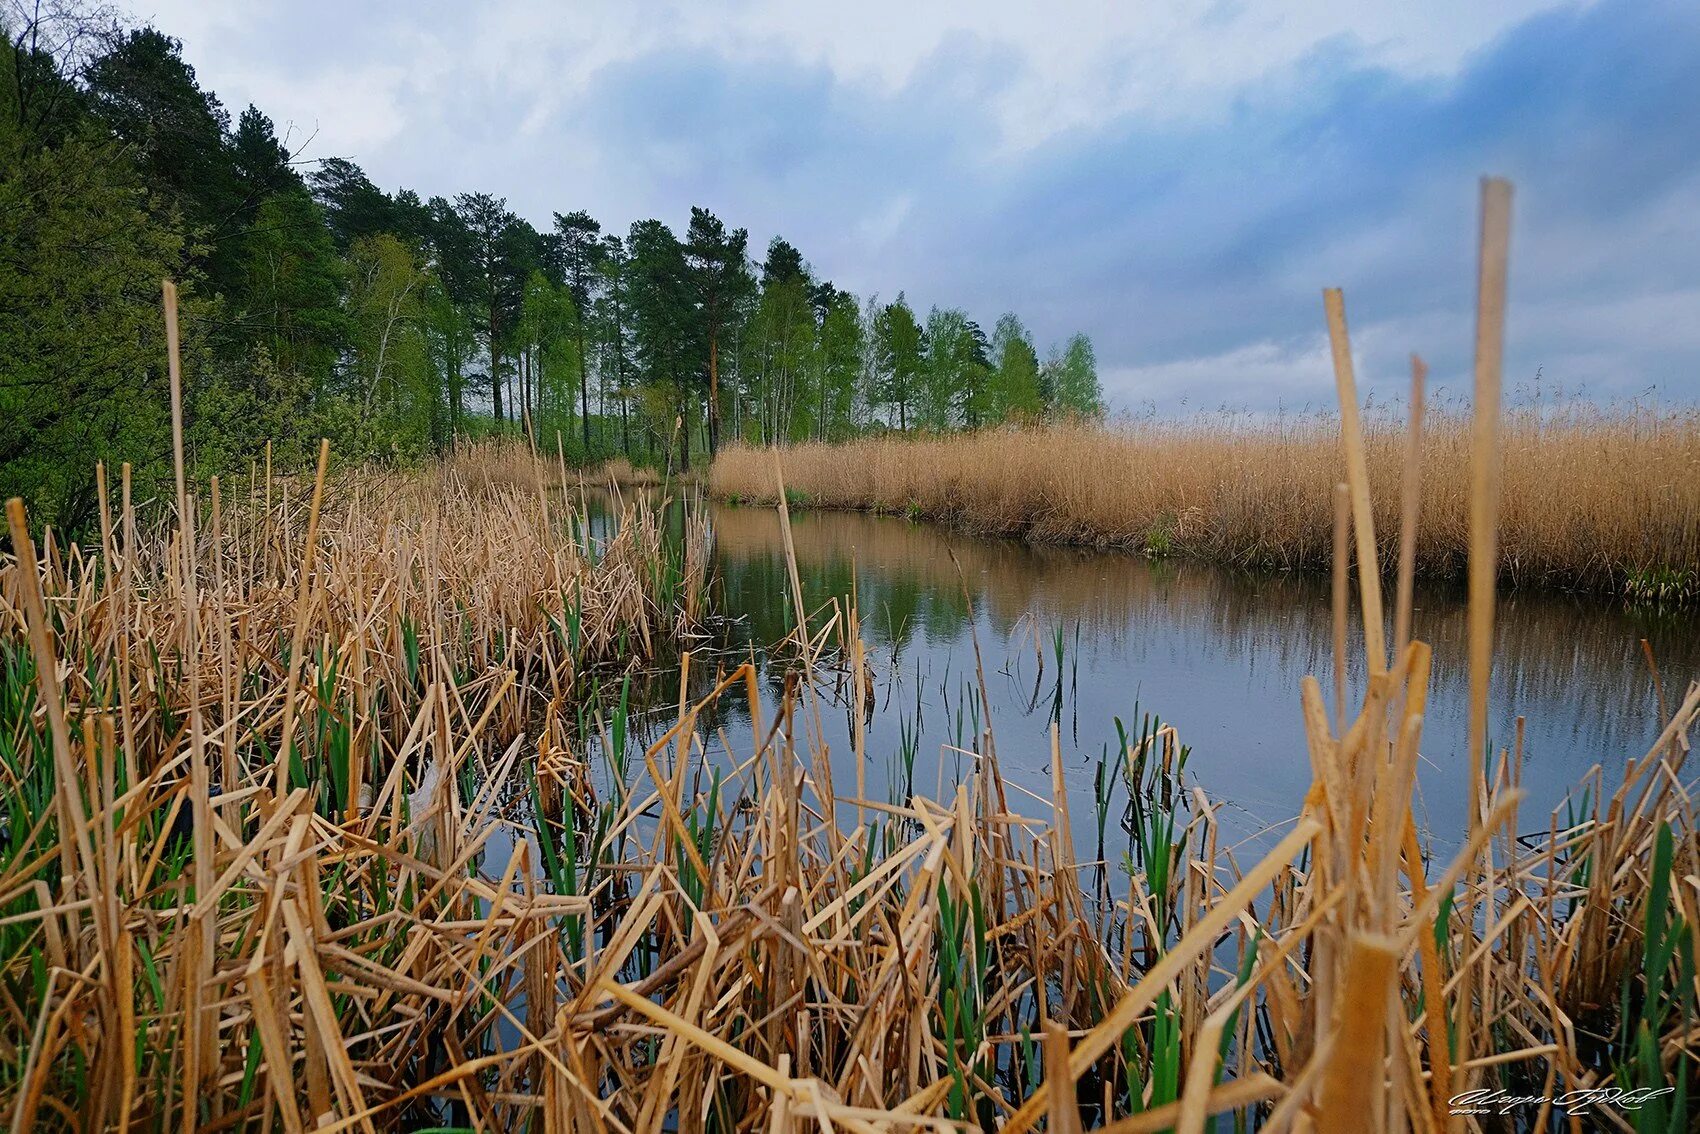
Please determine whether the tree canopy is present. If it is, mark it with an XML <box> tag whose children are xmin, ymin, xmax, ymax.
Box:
<box><xmin>0</xmin><ymin>5</ymin><xmax>1103</xmax><ymax>527</ymax></box>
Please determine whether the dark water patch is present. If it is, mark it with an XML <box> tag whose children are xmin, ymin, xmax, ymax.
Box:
<box><xmin>585</xmin><ymin>489</ymin><xmax>1697</xmax><ymax>855</ymax></box>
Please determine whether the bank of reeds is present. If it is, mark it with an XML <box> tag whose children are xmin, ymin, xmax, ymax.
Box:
<box><xmin>0</xmin><ymin>423</ymin><xmax>712</xmax><ymax>1128</ymax></box>
<box><xmin>595</xmin><ymin>455</ymin><xmax>707</xmax><ymax>489</ymax></box>
<box><xmin>4</xmin><ymin>186</ymin><xmax>1697</xmax><ymax>1131</ymax></box>
<box><xmin>710</xmin><ymin>402</ymin><xmax>1700</xmax><ymax>601</ymax></box>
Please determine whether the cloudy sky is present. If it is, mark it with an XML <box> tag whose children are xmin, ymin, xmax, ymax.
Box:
<box><xmin>120</xmin><ymin>0</ymin><xmax>1700</xmax><ymax>413</ymax></box>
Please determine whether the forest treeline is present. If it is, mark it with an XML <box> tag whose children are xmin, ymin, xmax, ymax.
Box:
<box><xmin>1</xmin><ymin>6</ymin><xmax>1103</xmax><ymax>530</ymax></box>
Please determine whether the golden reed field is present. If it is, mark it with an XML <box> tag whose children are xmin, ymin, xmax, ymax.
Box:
<box><xmin>710</xmin><ymin>403</ymin><xmax>1700</xmax><ymax>601</ymax></box>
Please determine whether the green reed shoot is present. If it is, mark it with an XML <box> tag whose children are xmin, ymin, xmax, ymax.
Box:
<box><xmin>677</xmin><ymin>767</ymin><xmax>722</xmax><ymax>932</ymax></box>
<box><xmin>935</xmin><ymin>875</ymin><xmax>990</xmax><ymax>1127</ymax></box>
<box><xmin>896</xmin><ymin>714</ymin><xmax>919</xmax><ymax>802</ymax></box>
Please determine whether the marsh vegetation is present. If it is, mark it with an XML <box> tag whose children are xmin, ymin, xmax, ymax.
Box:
<box><xmin>711</xmin><ymin>401</ymin><xmax>1700</xmax><ymax>603</ymax></box>
<box><xmin>1</xmin><ymin>7</ymin><xmax>1695</xmax><ymax>1120</ymax></box>
<box><xmin>2</xmin><ymin>183</ymin><xmax>1698</xmax><ymax>1132</ymax></box>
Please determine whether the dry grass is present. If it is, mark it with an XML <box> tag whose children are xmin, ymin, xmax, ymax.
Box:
<box><xmin>593</xmin><ymin>455</ymin><xmax>665</xmax><ymax>487</ymax></box>
<box><xmin>2</xmin><ymin>440</ymin><xmax>1693</xmax><ymax>1130</ymax></box>
<box><xmin>4</xmin><ymin>192</ymin><xmax>1698</xmax><ymax>1131</ymax></box>
<box><xmin>592</xmin><ymin>456</ymin><xmax>706</xmax><ymax>489</ymax></box>
<box><xmin>711</xmin><ymin>403</ymin><xmax>1700</xmax><ymax>599</ymax></box>
<box><xmin>0</xmin><ymin>439</ymin><xmax>713</xmax><ymax>1129</ymax></box>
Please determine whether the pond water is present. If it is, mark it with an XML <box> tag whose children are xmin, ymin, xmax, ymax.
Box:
<box><xmin>592</xmin><ymin>490</ymin><xmax>1698</xmax><ymax>856</ymax></box>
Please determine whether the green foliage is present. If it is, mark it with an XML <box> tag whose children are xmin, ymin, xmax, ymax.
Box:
<box><xmin>345</xmin><ymin>233</ymin><xmax>438</xmax><ymax>455</ymax></box>
<box><xmin>935</xmin><ymin>876</ymin><xmax>991</xmax><ymax>1126</ymax></box>
<box><xmin>816</xmin><ymin>288</ymin><xmax>866</xmax><ymax>441</ymax></box>
<box><xmin>1144</xmin><ymin>513</ymin><xmax>1177</xmax><ymax>558</ymax></box>
<box><xmin>1624</xmin><ymin>565</ymin><xmax>1700</xmax><ymax>604</ymax></box>
<box><xmin>1045</xmin><ymin>333</ymin><xmax>1104</xmax><ymax>418</ymax></box>
<box><xmin>1612</xmin><ymin>823</ymin><xmax>1695</xmax><ymax>1133</ymax></box>
<box><xmin>989</xmin><ymin>313</ymin><xmax>1043</xmax><ymax>420</ymax></box>
<box><xmin>518</xmin><ymin>270</ymin><xmax>582</xmax><ymax>444</ymax></box>
<box><xmin>873</xmin><ymin>294</ymin><xmax>925</xmax><ymax>431</ymax></box>
<box><xmin>0</xmin><ymin>5</ymin><xmax>1101</xmax><ymax>529</ymax></box>
<box><xmin>739</xmin><ymin>267</ymin><xmax>817</xmax><ymax>445</ymax></box>
<box><xmin>0</xmin><ymin>45</ymin><xmax>182</xmax><ymax>527</ymax></box>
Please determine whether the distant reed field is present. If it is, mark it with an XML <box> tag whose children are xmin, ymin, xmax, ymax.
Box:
<box><xmin>710</xmin><ymin>404</ymin><xmax>1700</xmax><ymax>600</ymax></box>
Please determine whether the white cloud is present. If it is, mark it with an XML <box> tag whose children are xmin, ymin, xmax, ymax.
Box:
<box><xmin>118</xmin><ymin>0</ymin><xmax>1572</xmax><ymax>160</ymax></box>
<box><xmin>104</xmin><ymin>0</ymin><xmax>1700</xmax><ymax>412</ymax></box>
<box><xmin>234</xmin><ymin>64</ymin><xmax>410</xmax><ymax>154</ymax></box>
<box><xmin>1104</xmin><ymin>336</ymin><xmax>1336</xmax><ymax>411</ymax></box>
<box><xmin>634</xmin><ymin>0</ymin><xmax>1570</xmax><ymax>147</ymax></box>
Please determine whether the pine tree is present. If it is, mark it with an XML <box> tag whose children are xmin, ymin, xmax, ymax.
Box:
<box><xmin>0</xmin><ymin>35</ymin><xmax>184</xmax><ymax>528</ymax></box>
<box><xmin>453</xmin><ymin>192</ymin><xmax>530</xmax><ymax>424</ymax></box>
<box><xmin>684</xmin><ymin>207</ymin><xmax>754</xmax><ymax>456</ymax></box>
<box><xmin>552</xmin><ymin>210</ymin><xmax>602</xmax><ymax>449</ymax></box>
<box><xmin>626</xmin><ymin>219</ymin><xmax>701</xmax><ymax>467</ymax></box>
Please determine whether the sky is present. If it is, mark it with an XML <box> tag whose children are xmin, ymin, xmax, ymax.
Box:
<box><xmin>118</xmin><ymin>0</ymin><xmax>1700</xmax><ymax>414</ymax></box>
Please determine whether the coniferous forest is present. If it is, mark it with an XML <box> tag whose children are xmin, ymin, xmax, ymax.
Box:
<box><xmin>0</xmin><ymin>7</ymin><xmax>1102</xmax><ymax>530</ymax></box>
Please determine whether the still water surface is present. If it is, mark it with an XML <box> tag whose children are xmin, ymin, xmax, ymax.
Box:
<box><xmin>600</xmin><ymin>492</ymin><xmax>1697</xmax><ymax>854</ymax></box>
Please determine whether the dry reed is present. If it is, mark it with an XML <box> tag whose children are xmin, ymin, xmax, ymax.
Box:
<box><xmin>3</xmin><ymin>184</ymin><xmax>1697</xmax><ymax>1132</ymax></box>
<box><xmin>593</xmin><ymin>456</ymin><xmax>706</xmax><ymax>490</ymax></box>
<box><xmin>0</xmin><ymin>437</ymin><xmax>710</xmax><ymax>1129</ymax></box>
<box><xmin>710</xmin><ymin>402</ymin><xmax>1700</xmax><ymax>601</ymax></box>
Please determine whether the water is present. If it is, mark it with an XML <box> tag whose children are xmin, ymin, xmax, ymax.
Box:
<box><xmin>593</xmin><ymin>490</ymin><xmax>1697</xmax><ymax>857</ymax></box>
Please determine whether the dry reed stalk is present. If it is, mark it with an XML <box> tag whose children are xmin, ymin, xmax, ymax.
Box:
<box><xmin>1316</xmin><ymin>932</ymin><xmax>1400</xmax><ymax>1131</ymax></box>
<box><xmin>1332</xmin><ymin>482</ymin><xmax>1349</xmax><ymax>736</ymax></box>
<box><xmin>1456</xmin><ymin>177</ymin><xmax>1514</xmax><ymax>1114</ymax></box>
<box><xmin>1393</xmin><ymin>356</ymin><xmax>1428</xmax><ymax>661</ymax></box>
<box><xmin>1324</xmin><ymin>288</ymin><xmax>1388</xmax><ymax>674</ymax></box>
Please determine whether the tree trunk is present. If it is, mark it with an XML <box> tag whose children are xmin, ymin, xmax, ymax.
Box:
<box><xmin>449</xmin><ymin>356</ymin><xmax>463</xmax><ymax>447</ymax></box>
<box><xmin>677</xmin><ymin>391</ymin><xmax>692</xmax><ymax>472</ymax></box>
<box><xmin>707</xmin><ymin>332</ymin><xmax>720</xmax><ymax>457</ymax></box>
<box><xmin>577</xmin><ymin>321</ymin><xmax>591</xmax><ymax>452</ymax></box>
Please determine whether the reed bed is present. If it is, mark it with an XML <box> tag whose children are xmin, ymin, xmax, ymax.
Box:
<box><xmin>593</xmin><ymin>457</ymin><xmax>706</xmax><ymax>490</ymax></box>
<box><xmin>593</xmin><ymin>456</ymin><xmax>665</xmax><ymax>487</ymax></box>
<box><xmin>3</xmin><ymin>187</ymin><xmax>1697</xmax><ymax>1131</ymax></box>
<box><xmin>3</xmin><ymin>448</ymin><xmax>1693</xmax><ymax>1132</ymax></box>
<box><xmin>710</xmin><ymin>402</ymin><xmax>1700</xmax><ymax>601</ymax></box>
<box><xmin>0</xmin><ymin>434</ymin><xmax>713</xmax><ymax>1129</ymax></box>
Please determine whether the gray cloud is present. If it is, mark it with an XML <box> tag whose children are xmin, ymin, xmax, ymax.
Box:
<box><xmin>121</xmin><ymin>0</ymin><xmax>1700</xmax><ymax>410</ymax></box>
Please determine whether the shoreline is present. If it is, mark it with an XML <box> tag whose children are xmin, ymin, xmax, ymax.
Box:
<box><xmin>703</xmin><ymin>418</ymin><xmax>1700</xmax><ymax>604</ymax></box>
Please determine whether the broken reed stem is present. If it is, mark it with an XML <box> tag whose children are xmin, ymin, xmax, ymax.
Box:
<box><xmin>1468</xmin><ymin>178</ymin><xmax>1513</xmax><ymax>801</ymax></box>
<box><xmin>1393</xmin><ymin>355</ymin><xmax>1427</xmax><ymax>661</ymax></box>
<box><xmin>1332</xmin><ymin>481</ymin><xmax>1350</xmax><ymax>736</ymax></box>
<box><xmin>1317</xmin><ymin>933</ymin><xmax>1399</xmax><ymax>1132</ymax></box>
